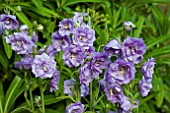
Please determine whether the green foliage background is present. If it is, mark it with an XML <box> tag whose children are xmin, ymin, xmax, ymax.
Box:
<box><xmin>0</xmin><ymin>0</ymin><xmax>170</xmax><ymax>113</ymax></box>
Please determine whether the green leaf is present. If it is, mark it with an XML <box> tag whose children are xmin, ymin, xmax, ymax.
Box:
<box><xmin>165</xmin><ymin>91</ymin><xmax>170</xmax><ymax>104</ymax></box>
<box><xmin>156</xmin><ymin>90</ymin><xmax>165</xmax><ymax>108</ymax></box>
<box><xmin>41</xmin><ymin>7</ymin><xmax>60</xmax><ymax>18</ymax></box>
<box><xmin>63</xmin><ymin>7</ymin><xmax>72</xmax><ymax>14</ymax></box>
<box><xmin>11</xmin><ymin>107</ymin><xmax>32</xmax><ymax>113</ymax></box>
<box><xmin>85</xmin><ymin>111</ymin><xmax>95</xmax><ymax>113</ymax></box>
<box><xmin>46</xmin><ymin>109</ymin><xmax>61</xmax><ymax>113</ymax></box>
<box><xmin>145</xmin><ymin>46</ymin><xmax>170</xmax><ymax>58</ymax></box>
<box><xmin>113</xmin><ymin>8</ymin><xmax>121</xmax><ymax>28</ymax></box>
<box><xmin>131</xmin><ymin>0</ymin><xmax>170</xmax><ymax>8</ymax></box>
<box><xmin>146</xmin><ymin>34</ymin><xmax>170</xmax><ymax>49</ymax></box>
<box><xmin>4</xmin><ymin>76</ymin><xmax>24</xmax><ymax>113</ymax></box>
<box><xmin>16</xmin><ymin>12</ymin><xmax>32</xmax><ymax>27</ymax></box>
<box><xmin>0</xmin><ymin>49</ymin><xmax>9</xmax><ymax>70</ymax></box>
<box><xmin>31</xmin><ymin>0</ymin><xmax>43</xmax><ymax>8</ymax></box>
<box><xmin>0</xmin><ymin>82</ymin><xmax>4</xmax><ymax>113</ymax></box>
<box><xmin>2</xmin><ymin>37</ymin><xmax>12</xmax><ymax>59</ymax></box>
<box><xmin>44</xmin><ymin>96</ymin><xmax>76</xmax><ymax>105</ymax></box>
<box><xmin>150</xmin><ymin>6</ymin><xmax>163</xmax><ymax>24</ymax></box>
<box><xmin>145</xmin><ymin>17</ymin><xmax>156</xmax><ymax>33</ymax></box>
<box><xmin>64</xmin><ymin>0</ymin><xmax>103</xmax><ymax>6</ymax></box>
<box><xmin>95</xmin><ymin>26</ymin><xmax>108</xmax><ymax>45</ymax></box>
<box><xmin>133</xmin><ymin>16</ymin><xmax>145</xmax><ymax>37</ymax></box>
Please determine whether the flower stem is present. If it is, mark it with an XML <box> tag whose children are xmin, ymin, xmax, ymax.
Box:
<box><xmin>39</xmin><ymin>85</ymin><xmax>45</xmax><ymax>113</ymax></box>
<box><xmin>90</xmin><ymin>80</ymin><xmax>93</xmax><ymax>111</ymax></box>
<box><xmin>29</xmin><ymin>88</ymin><xmax>34</xmax><ymax>111</ymax></box>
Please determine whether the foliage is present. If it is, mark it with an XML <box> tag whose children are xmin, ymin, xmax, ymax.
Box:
<box><xmin>0</xmin><ymin>0</ymin><xmax>170</xmax><ymax>113</ymax></box>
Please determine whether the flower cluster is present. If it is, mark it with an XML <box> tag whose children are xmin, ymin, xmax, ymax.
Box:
<box><xmin>1</xmin><ymin>14</ymin><xmax>60</xmax><ymax>93</ymax></box>
<box><xmin>56</xmin><ymin>14</ymin><xmax>155</xmax><ymax>112</ymax></box>
<box><xmin>2</xmin><ymin>12</ymin><xmax>155</xmax><ymax>113</ymax></box>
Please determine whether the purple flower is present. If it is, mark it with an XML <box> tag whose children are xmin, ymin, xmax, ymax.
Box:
<box><xmin>120</xmin><ymin>97</ymin><xmax>139</xmax><ymax>113</ymax></box>
<box><xmin>46</xmin><ymin>44</ymin><xmax>58</xmax><ymax>57</ymax></box>
<box><xmin>139</xmin><ymin>77</ymin><xmax>152</xmax><ymax>97</ymax></box>
<box><xmin>58</xmin><ymin>18</ymin><xmax>74</xmax><ymax>36</ymax></box>
<box><xmin>32</xmin><ymin>53</ymin><xmax>56</xmax><ymax>78</ymax></box>
<box><xmin>120</xmin><ymin>96</ymin><xmax>131</xmax><ymax>112</ymax></box>
<box><xmin>80</xmin><ymin>84</ymin><xmax>89</xmax><ymax>97</ymax></box>
<box><xmin>19</xmin><ymin>25</ymin><xmax>38</xmax><ymax>43</ymax></box>
<box><xmin>73</xmin><ymin>12</ymin><xmax>89</xmax><ymax>27</ymax></box>
<box><xmin>5</xmin><ymin>32</ymin><xmax>35</xmax><ymax>54</ymax></box>
<box><xmin>14</xmin><ymin>55</ymin><xmax>33</xmax><ymax>70</ymax></box>
<box><xmin>0</xmin><ymin>23</ymin><xmax>4</xmax><ymax>35</ymax></box>
<box><xmin>107</xmin><ymin>59</ymin><xmax>136</xmax><ymax>85</ymax></box>
<box><xmin>52</xmin><ymin>31</ymin><xmax>71</xmax><ymax>51</ymax></box>
<box><xmin>123</xmin><ymin>21</ymin><xmax>135</xmax><ymax>31</ymax></box>
<box><xmin>50</xmin><ymin>70</ymin><xmax>60</xmax><ymax>92</ymax></box>
<box><xmin>99</xmin><ymin>77</ymin><xmax>108</xmax><ymax>92</ymax></box>
<box><xmin>82</xmin><ymin>46</ymin><xmax>95</xmax><ymax>58</ymax></box>
<box><xmin>64</xmin><ymin>79</ymin><xmax>76</xmax><ymax>96</ymax></box>
<box><xmin>20</xmin><ymin>25</ymin><xmax>28</xmax><ymax>32</ymax></box>
<box><xmin>73</xmin><ymin>25</ymin><xmax>95</xmax><ymax>46</ymax></box>
<box><xmin>103</xmin><ymin>39</ymin><xmax>122</xmax><ymax>57</ymax></box>
<box><xmin>66</xmin><ymin>102</ymin><xmax>84</xmax><ymax>113</ymax></box>
<box><xmin>0</xmin><ymin>14</ymin><xmax>19</xmax><ymax>30</ymax></box>
<box><xmin>91</xmin><ymin>52</ymin><xmax>110</xmax><ymax>78</ymax></box>
<box><xmin>62</xmin><ymin>45</ymin><xmax>86</xmax><ymax>67</ymax></box>
<box><xmin>32</xmin><ymin>31</ymin><xmax>38</xmax><ymax>43</ymax></box>
<box><xmin>79</xmin><ymin>61</ymin><xmax>92</xmax><ymax>86</ymax></box>
<box><xmin>104</xmin><ymin>83</ymin><xmax>123</xmax><ymax>103</ymax></box>
<box><xmin>141</xmin><ymin>58</ymin><xmax>155</xmax><ymax>83</ymax></box>
<box><xmin>122</xmin><ymin>37</ymin><xmax>146</xmax><ymax>64</ymax></box>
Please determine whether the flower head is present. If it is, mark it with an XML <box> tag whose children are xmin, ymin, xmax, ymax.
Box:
<box><xmin>14</xmin><ymin>55</ymin><xmax>33</xmax><ymax>70</ymax></box>
<box><xmin>52</xmin><ymin>31</ymin><xmax>71</xmax><ymax>51</ymax></box>
<box><xmin>107</xmin><ymin>59</ymin><xmax>136</xmax><ymax>85</ymax></box>
<box><xmin>73</xmin><ymin>25</ymin><xmax>95</xmax><ymax>46</ymax></box>
<box><xmin>50</xmin><ymin>70</ymin><xmax>60</xmax><ymax>92</ymax></box>
<box><xmin>122</xmin><ymin>37</ymin><xmax>146</xmax><ymax>64</ymax></box>
<box><xmin>0</xmin><ymin>14</ymin><xmax>19</xmax><ymax>30</ymax></box>
<box><xmin>120</xmin><ymin>97</ymin><xmax>139</xmax><ymax>113</ymax></box>
<box><xmin>123</xmin><ymin>21</ymin><xmax>135</xmax><ymax>31</ymax></box>
<box><xmin>58</xmin><ymin>18</ymin><xmax>74</xmax><ymax>36</ymax></box>
<box><xmin>62</xmin><ymin>45</ymin><xmax>86</xmax><ymax>67</ymax></box>
<box><xmin>141</xmin><ymin>58</ymin><xmax>155</xmax><ymax>83</ymax></box>
<box><xmin>66</xmin><ymin>102</ymin><xmax>84</xmax><ymax>113</ymax></box>
<box><xmin>82</xmin><ymin>46</ymin><xmax>95</xmax><ymax>58</ymax></box>
<box><xmin>120</xmin><ymin>96</ymin><xmax>131</xmax><ymax>112</ymax></box>
<box><xmin>103</xmin><ymin>39</ymin><xmax>122</xmax><ymax>57</ymax></box>
<box><xmin>64</xmin><ymin>79</ymin><xmax>76</xmax><ymax>96</ymax></box>
<box><xmin>91</xmin><ymin>52</ymin><xmax>110</xmax><ymax>78</ymax></box>
<box><xmin>0</xmin><ymin>23</ymin><xmax>4</xmax><ymax>35</ymax></box>
<box><xmin>46</xmin><ymin>44</ymin><xmax>58</xmax><ymax>57</ymax></box>
<box><xmin>139</xmin><ymin>77</ymin><xmax>152</xmax><ymax>97</ymax></box>
<box><xmin>79</xmin><ymin>61</ymin><xmax>92</xmax><ymax>86</ymax></box>
<box><xmin>73</xmin><ymin>12</ymin><xmax>89</xmax><ymax>27</ymax></box>
<box><xmin>5</xmin><ymin>32</ymin><xmax>35</xmax><ymax>54</ymax></box>
<box><xmin>20</xmin><ymin>24</ymin><xmax>28</xmax><ymax>32</ymax></box>
<box><xmin>80</xmin><ymin>84</ymin><xmax>89</xmax><ymax>97</ymax></box>
<box><xmin>104</xmin><ymin>83</ymin><xmax>123</xmax><ymax>103</ymax></box>
<box><xmin>32</xmin><ymin>53</ymin><xmax>56</xmax><ymax>78</ymax></box>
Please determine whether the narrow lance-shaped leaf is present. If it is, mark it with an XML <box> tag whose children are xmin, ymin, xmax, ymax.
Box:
<box><xmin>2</xmin><ymin>36</ymin><xmax>12</xmax><ymax>59</ymax></box>
<box><xmin>4</xmin><ymin>76</ymin><xmax>24</xmax><ymax>113</ymax></box>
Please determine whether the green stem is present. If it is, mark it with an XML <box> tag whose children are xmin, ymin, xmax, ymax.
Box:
<box><xmin>97</xmin><ymin>44</ymin><xmax>104</xmax><ymax>52</ymax></box>
<box><xmin>90</xmin><ymin>80</ymin><xmax>93</xmax><ymax>111</ymax></box>
<box><xmin>39</xmin><ymin>86</ymin><xmax>45</xmax><ymax>113</ymax></box>
<box><xmin>29</xmin><ymin>88</ymin><xmax>34</xmax><ymax>111</ymax></box>
<box><xmin>24</xmin><ymin>73</ymin><xmax>31</xmax><ymax>108</ymax></box>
